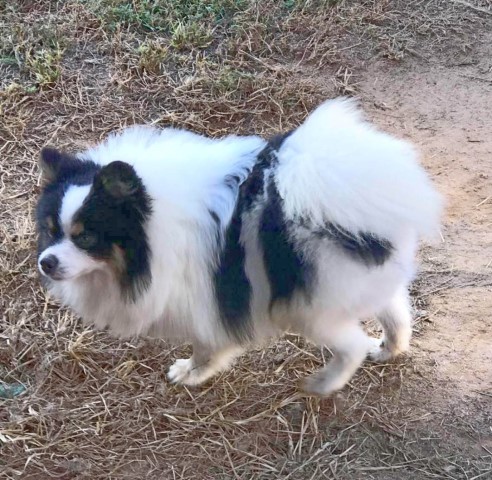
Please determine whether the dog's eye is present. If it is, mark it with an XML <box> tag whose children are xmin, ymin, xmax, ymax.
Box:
<box><xmin>74</xmin><ymin>231</ymin><xmax>97</xmax><ymax>249</ymax></box>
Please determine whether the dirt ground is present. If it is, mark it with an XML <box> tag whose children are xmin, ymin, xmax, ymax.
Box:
<box><xmin>358</xmin><ymin>32</ymin><xmax>492</xmax><ymax>477</ymax></box>
<box><xmin>362</xmin><ymin>42</ymin><xmax>492</xmax><ymax>402</ymax></box>
<box><xmin>1</xmin><ymin>1</ymin><xmax>491</xmax><ymax>479</ymax></box>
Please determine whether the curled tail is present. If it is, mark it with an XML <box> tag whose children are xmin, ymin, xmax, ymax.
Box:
<box><xmin>274</xmin><ymin>98</ymin><xmax>443</xmax><ymax>242</ymax></box>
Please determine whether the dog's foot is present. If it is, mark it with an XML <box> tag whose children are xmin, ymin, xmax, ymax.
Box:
<box><xmin>300</xmin><ymin>375</ymin><xmax>332</xmax><ymax>397</ymax></box>
<box><xmin>300</xmin><ymin>370</ymin><xmax>347</xmax><ymax>397</ymax></box>
<box><xmin>367</xmin><ymin>337</ymin><xmax>396</xmax><ymax>362</ymax></box>
<box><xmin>167</xmin><ymin>358</ymin><xmax>211</xmax><ymax>386</ymax></box>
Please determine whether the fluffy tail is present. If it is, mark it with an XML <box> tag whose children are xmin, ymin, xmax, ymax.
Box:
<box><xmin>275</xmin><ymin>98</ymin><xmax>443</xmax><ymax>242</ymax></box>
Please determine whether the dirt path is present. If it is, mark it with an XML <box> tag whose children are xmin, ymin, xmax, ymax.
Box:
<box><xmin>358</xmin><ymin>33</ymin><xmax>492</xmax><ymax>465</ymax></box>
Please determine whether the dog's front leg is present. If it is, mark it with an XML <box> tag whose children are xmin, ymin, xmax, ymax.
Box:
<box><xmin>167</xmin><ymin>343</ymin><xmax>243</xmax><ymax>387</ymax></box>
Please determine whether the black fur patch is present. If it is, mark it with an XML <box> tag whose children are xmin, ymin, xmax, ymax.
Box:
<box><xmin>36</xmin><ymin>150</ymin><xmax>100</xmax><ymax>256</ymax></box>
<box><xmin>213</xmin><ymin>131</ymin><xmax>293</xmax><ymax>340</ymax></box>
<box><xmin>319</xmin><ymin>226</ymin><xmax>393</xmax><ymax>266</ymax></box>
<box><xmin>71</xmin><ymin>162</ymin><xmax>153</xmax><ymax>302</ymax></box>
<box><xmin>213</xmin><ymin>205</ymin><xmax>252</xmax><ymax>342</ymax></box>
<box><xmin>257</xmin><ymin>132</ymin><xmax>315</xmax><ymax>307</ymax></box>
<box><xmin>259</xmin><ymin>182</ymin><xmax>314</xmax><ymax>307</ymax></box>
<box><xmin>241</xmin><ymin>131</ymin><xmax>293</xmax><ymax>210</ymax></box>
<box><xmin>208</xmin><ymin>209</ymin><xmax>221</xmax><ymax>228</ymax></box>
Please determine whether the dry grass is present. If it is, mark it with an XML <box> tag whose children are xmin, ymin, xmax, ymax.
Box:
<box><xmin>1</xmin><ymin>1</ymin><xmax>491</xmax><ymax>479</ymax></box>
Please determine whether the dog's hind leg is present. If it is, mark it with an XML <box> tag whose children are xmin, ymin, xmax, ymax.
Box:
<box><xmin>167</xmin><ymin>343</ymin><xmax>243</xmax><ymax>387</ymax></box>
<box><xmin>368</xmin><ymin>287</ymin><xmax>413</xmax><ymax>362</ymax></box>
<box><xmin>301</xmin><ymin>321</ymin><xmax>372</xmax><ymax>396</ymax></box>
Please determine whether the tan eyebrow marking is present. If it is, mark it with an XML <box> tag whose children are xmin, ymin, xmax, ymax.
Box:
<box><xmin>46</xmin><ymin>216</ymin><xmax>55</xmax><ymax>233</ymax></box>
<box><xmin>70</xmin><ymin>222</ymin><xmax>84</xmax><ymax>237</ymax></box>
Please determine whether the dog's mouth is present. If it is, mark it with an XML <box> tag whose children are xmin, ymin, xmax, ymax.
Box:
<box><xmin>48</xmin><ymin>272</ymin><xmax>67</xmax><ymax>281</ymax></box>
<box><xmin>39</xmin><ymin>263</ymin><xmax>109</xmax><ymax>283</ymax></box>
<box><xmin>37</xmin><ymin>259</ymin><xmax>74</xmax><ymax>282</ymax></box>
<box><xmin>39</xmin><ymin>269</ymin><xmax>68</xmax><ymax>282</ymax></box>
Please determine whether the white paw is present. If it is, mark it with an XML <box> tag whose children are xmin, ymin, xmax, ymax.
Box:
<box><xmin>301</xmin><ymin>375</ymin><xmax>332</xmax><ymax>397</ymax></box>
<box><xmin>167</xmin><ymin>358</ymin><xmax>209</xmax><ymax>386</ymax></box>
<box><xmin>300</xmin><ymin>370</ymin><xmax>347</xmax><ymax>397</ymax></box>
<box><xmin>367</xmin><ymin>337</ymin><xmax>393</xmax><ymax>362</ymax></box>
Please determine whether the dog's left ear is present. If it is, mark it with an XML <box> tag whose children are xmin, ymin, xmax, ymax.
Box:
<box><xmin>39</xmin><ymin>147</ymin><xmax>61</xmax><ymax>185</ymax></box>
<box><xmin>39</xmin><ymin>147</ymin><xmax>86</xmax><ymax>187</ymax></box>
<box><xmin>96</xmin><ymin>161</ymin><xmax>141</xmax><ymax>200</ymax></box>
<box><xmin>39</xmin><ymin>147</ymin><xmax>65</xmax><ymax>185</ymax></box>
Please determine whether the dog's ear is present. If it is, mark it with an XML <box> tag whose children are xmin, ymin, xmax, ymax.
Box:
<box><xmin>39</xmin><ymin>147</ymin><xmax>83</xmax><ymax>187</ymax></box>
<box><xmin>95</xmin><ymin>161</ymin><xmax>141</xmax><ymax>200</ymax></box>
<box><xmin>39</xmin><ymin>147</ymin><xmax>63</xmax><ymax>186</ymax></box>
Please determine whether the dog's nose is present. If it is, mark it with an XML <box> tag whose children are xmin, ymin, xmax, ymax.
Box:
<box><xmin>40</xmin><ymin>255</ymin><xmax>59</xmax><ymax>276</ymax></box>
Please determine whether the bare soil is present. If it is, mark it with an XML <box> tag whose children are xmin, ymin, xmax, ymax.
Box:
<box><xmin>357</xmin><ymin>30</ymin><xmax>492</xmax><ymax>475</ymax></box>
<box><xmin>361</xmin><ymin>34</ymin><xmax>492</xmax><ymax>402</ymax></box>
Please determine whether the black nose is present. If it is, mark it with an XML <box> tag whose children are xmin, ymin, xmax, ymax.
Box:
<box><xmin>40</xmin><ymin>255</ymin><xmax>59</xmax><ymax>276</ymax></box>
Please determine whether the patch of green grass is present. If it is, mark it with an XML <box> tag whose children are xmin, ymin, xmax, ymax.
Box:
<box><xmin>282</xmin><ymin>0</ymin><xmax>343</xmax><ymax>12</ymax></box>
<box><xmin>171</xmin><ymin>21</ymin><xmax>214</xmax><ymax>50</ymax></box>
<box><xmin>0</xmin><ymin>81</ymin><xmax>37</xmax><ymax>97</ymax></box>
<box><xmin>212</xmin><ymin>66</ymin><xmax>255</xmax><ymax>96</ymax></box>
<box><xmin>25</xmin><ymin>44</ymin><xmax>64</xmax><ymax>86</ymax></box>
<box><xmin>168</xmin><ymin>0</ymin><xmax>247</xmax><ymax>22</ymax></box>
<box><xmin>137</xmin><ymin>39</ymin><xmax>168</xmax><ymax>74</ymax></box>
<box><xmin>0</xmin><ymin>16</ymin><xmax>67</xmax><ymax>89</ymax></box>
<box><xmin>108</xmin><ymin>1</ymin><xmax>159</xmax><ymax>31</ymax></box>
<box><xmin>88</xmin><ymin>0</ymin><xmax>247</xmax><ymax>33</ymax></box>
<box><xmin>0</xmin><ymin>56</ymin><xmax>18</xmax><ymax>66</ymax></box>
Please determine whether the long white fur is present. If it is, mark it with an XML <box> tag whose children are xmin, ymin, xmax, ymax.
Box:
<box><xmin>276</xmin><ymin>98</ymin><xmax>442</xmax><ymax>242</ymax></box>
<box><xmin>39</xmin><ymin>98</ymin><xmax>443</xmax><ymax>395</ymax></box>
<box><xmin>44</xmin><ymin>128</ymin><xmax>266</xmax><ymax>346</ymax></box>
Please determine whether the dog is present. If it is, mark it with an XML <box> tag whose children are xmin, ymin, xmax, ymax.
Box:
<box><xmin>36</xmin><ymin>98</ymin><xmax>442</xmax><ymax>396</ymax></box>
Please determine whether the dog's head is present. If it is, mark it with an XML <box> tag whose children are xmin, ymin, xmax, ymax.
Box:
<box><xmin>36</xmin><ymin>147</ymin><xmax>152</xmax><ymax>300</ymax></box>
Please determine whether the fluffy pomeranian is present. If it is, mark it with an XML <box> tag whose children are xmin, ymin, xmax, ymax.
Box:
<box><xmin>36</xmin><ymin>98</ymin><xmax>442</xmax><ymax>396</ymax></box>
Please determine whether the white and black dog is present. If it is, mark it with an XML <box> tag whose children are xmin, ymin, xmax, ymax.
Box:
<box><xmin>36</xmin><ymin>98</ymin><xmax>442</xmax><ymax>396</ymax></box>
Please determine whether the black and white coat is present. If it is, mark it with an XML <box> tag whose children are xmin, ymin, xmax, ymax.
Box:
<box><xmin>36</xmin><ymin>99</ymin><xmax>442</xmax><ymax>395</ymax></box>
